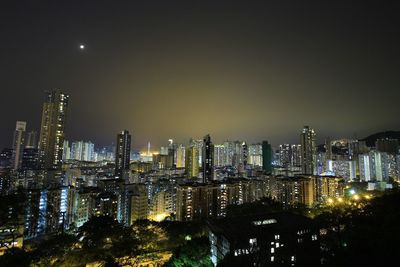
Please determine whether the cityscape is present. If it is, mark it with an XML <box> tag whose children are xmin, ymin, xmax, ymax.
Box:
<box><xmin>1</xmin><ymin>1</ymin><xmax>400</xmax><ymax>267</ymax></box>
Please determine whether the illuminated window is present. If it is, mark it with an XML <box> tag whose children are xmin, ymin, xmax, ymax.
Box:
<box><xmin>271</xmin><ymin>256</ymin><xmax>274</xmax><ymax>262</ymax></box>
<box><xmin>249</xmin><ymin>238</ymin><xmax>257</xmax><ymax>244</ymax></box>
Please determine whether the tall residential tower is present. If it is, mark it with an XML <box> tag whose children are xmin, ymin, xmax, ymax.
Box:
<box><xmin>38</xmin><ymin>90</ymin><xmax>69</xmax><ymax>169</ymax></box>
<box><xmin>300</xmin><ymin>126</ymin><xmax>317</xmax><ymax>175</ymax></box>
<box><xmin>11</xmin><ymin>121</ymin><xmax>26</xmax><ymax>170</ymax></box>
<box><xmin>115</xmin><ymin>130</ymin><xmax>131</xmax><ymax>179</ymax></box>
<box><xmin>202</xmin><ymin>134</ymin><xmax>214</xmax><ymax>183</ymax></box>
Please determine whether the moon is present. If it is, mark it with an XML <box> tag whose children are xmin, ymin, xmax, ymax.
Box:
<box><xmin>79</xmin><ymin>44</ymin><xmax>85</xmax><ymax>50</ymax></box>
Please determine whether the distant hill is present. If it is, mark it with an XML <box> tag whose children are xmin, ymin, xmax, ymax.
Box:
<box><xmin>361</xmin><ymin>131</ymin><xmax>400</xmax><ymax>147</ymax></box>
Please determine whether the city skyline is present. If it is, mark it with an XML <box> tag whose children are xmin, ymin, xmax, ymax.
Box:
<box><xmin>1</xmin><ymin>1</ymin><xmax>400</xmax><ymax>150</ymax></box>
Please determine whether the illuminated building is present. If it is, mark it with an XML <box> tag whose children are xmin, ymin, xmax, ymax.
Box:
<box><xmin>21</xmin><ymin>147</ymin><xmax>39</xmax><ymax>171</ymax></box>
<box><xmin>115</xmin><ymin>130</ymin><xmax>131</xmax><ymax>179</ymax></box>
<box><xmin>262</xmin><ymin>141</ymin><xmax>272</xmax><ymax>173</ymax></box>
<box><xmin>38</xmin><ymin>90</ymin><xmax>69</xmax><ymax>169</ymax></box>
<box><xmin>24</xmin><ymin>187</ymin><xmax>73</xmax><ymax>237</ymax></box>
<box><xmin>185</xmin><ymin>145</ymin><xmax>199</xmax><ymax>178</ymax></box>
<box><xmin>190</xmin><ymin>139</ymin><xmax>203</xmax><ymax>165</ymax></box>
<box><xmin>208</xmin><ymin>212</ymin><xmax>320</xmax><ymax>266</ymax></box>
<box><xmin>72</xmin><ymin>188</ymin><xmax>97</xmax><ymax>228</ymax></box>
<box><xmin>11</xmin><ymin>121</ymin><xmax>26</xmax><ymax>170</ymax></box>
<box><xmin>315</xmin><ymin>176</ymin><xmax>345</xmax><ymax>201</ymax></box>
<box><xmin>0</xmin><ymin>197</ymin><xmax>24</xmax><ymax>255</ymax></box>
<box><xmin>359</xmin><ymin>151</ymin><xmax>390</xmax><ymax>182</ymax></box>
<box><xmin>279</xmin><ymin>144</ymin><xmax>291</xmax><ymax>168</ymax></box>
<box><xmin>274</xmin><ymin>176</ymin><xmax>316</xmax><ymax>207</ymax></box>
<box><xmin>95</xmin><ymin>192</ymin><xmax>118</xmax><ymax>218</ymax></box>
<box><xmin>0</xmin><ymin>148</ymin><xmax>13</xmax><ymax>169</ymax></box>
<box><xmin>214</xmin><ymin>144</ymin><xmax>226</xmax><ymax>167</ymax></box>
<box><xmin>291</xmin><ymin>144</ymin><xmax>302</xmax><ymax>167</ymax></box>
<box><xmin>62</xmin><ymin>140</ymin><xmax>71</xmax><ymax>160</ymax></box>
<box><xmin>176</xmin><ymin>183</ymin><xmax>212</xmax><ymax>221</ymax></box>
<box><xmin>300</xmin><ymin>126</ymin><xmax>316</xmax><ymax>175</ymax></box>
<box><xmin>326</xmin><ymin>160</ymin><xmax>356</xmax><ymax>181</ymax></box>
<box><xmin>176</xmin><ymin>179</ymin><xmax>267</xmax><ymax>221</ymax></box>
<box><xmin>25</xmin><ymin>130</ymin><xmax>38</xmax><ymax>149</ymax></box>
<box><xmin>118</xmin><ymin>184</ymin><xmax>148</xmax><ymax>225</ymax></box>
<box><xmin>176</xmin><ymin>144</ymin><xmax>185</xmax><ymax>168</ymax></box>
<box><xmin>273</xmin><ymin>175</ymin><xmax>344</xmax><ymax>206</ymax></box>
<box><xmin>223</xmin><ymin>140</ymin><xmax>247</xmax><ymax>167</ymax></box>
<box><xmin>130</xmin><ymin>184</ymin><xmax>149</xmax><ymax>223</ymax></box>
<box><xmin>248</xmin><ymin>143</ymin><xmax>262</xmax><ymax>167</ymax></box>
<box><xmin>150</xmin><ymin>191</ymin><xmax>173</xmax><ymax>218</ymax></box>
<box><xmin>202</xmin><ymin>134</ymin><xmax>214</xmax><ymax>182</ymax></box>
<box><xmin>70</xmin><ymin>140</ymin><xmax>95</xmax><ymax>161</ymax></box>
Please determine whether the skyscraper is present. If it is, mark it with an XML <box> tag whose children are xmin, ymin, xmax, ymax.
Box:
<box><xmin>185</xmin><ymin>145</ymin><xmax>199</xmax><ymax>178</ymax></box>
<box><xmin>202</xmin><ymin>134</ymin><xmax>214</xmax><ymax>183</ymax></box>
<box><xmin>11</xmin><ymin>121</ymin><xmax>26</xmax><ymax>170</ymax></box>
<box><xmin>70</xmin><ymin>141</ymin><xmax>95</xmax><ymax>161</ymax></box>
<box><xmin>300</xmin><ymin>126</ymin><xmax>316</xmax><ymax>175</ymax></box>
<box><xmin>279</xmin><ymin>144</ymin><xmax>291</xmax><ymax>168</ymax></box>
<box><xmin>214</xmin><ymin>144</ymin><xmax>226</xmax><ymax>167</ymax></box>
<box><xmin>25</xmin><ymin>130</ymin><xmax>38</xmax><ymax>149</ymax></box>
<box><xmin>262</xmin><ymin>141</ymin><xmax>272</xmax><ymax>173</ymax></box>
<box><xmin>248</xmin><ymin>143</ymin><xmax>262</xmax><ymax>167</ymax></box>
<box><xmin>115</xmin><ymin>130</ymin><xmax>131</xmax><ymax>178</ymax></box>
<box><xmin>176</xmin><ymin>144</ymin><xmax>186</xmax><ymax>168</ymax></box>
<box><xmin>38</xmin><ymin>90</ymin><xmax>69</xmax><ymax>169</ymax></box>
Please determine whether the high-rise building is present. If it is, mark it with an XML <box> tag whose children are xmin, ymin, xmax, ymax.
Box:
<box><xmin>0</xmin><ymin>148</ymin><xmax>13</xmax><ymax>169</ymax></box>
<box><xmin>25</xmin><ymin>130</ymin><xmax>38</xmax><ymax>149</ymax></box>
<box><xmin>262</xmin><ymin>141</ymin><xmax>272</xmax><ymax>173</ymax></box>
<box><xmin>291</xmin><ymin>144</ymin><xmax>302</xmax><ymax>167</ymax></box>
<box><xmin>202</xmin><ymin>134</ymin><xmax>214</xmax><ymax>183</ymax></box>
<box><xmin>62</xmin><ymin>140</ymin><xmax>71</xmax><ymax>160</ymax></box>
<box><xmin>21</xmin><ymin>148</ymin><xmax>39</xmax><ymax>171</ymax></box>
<box><xmin>115</xmin><ymin>130</ymin><xmax>131</xmax><ymax>178</ymax></box>
<box><xmin>186</xmin><ymin>145</ymin><xmax>199</xmax><ymax>178</ymax></box>
<box><xmin>359</xmin><ymin>151</ymin><xmax>390</xmax><ymax>182</ymax></box>
<box><xmin>248</xmin><ymin>143</ymin><xmax>263</xmax><ymax>167</ymax></box>
<box><xmin>176</xmin><ymin>144</ymin><xmax>186</xmax><ymax>168</ymax></box>
<box><xmin>11</xmin><ymin>121</ymin><xmax>26</xmax><ymax>170</ymax></box>
<box><xmin>70</xmin><ymin>141</ymin><xmax>95</xmax><ymax>161</ymax></box>
<box><xmin>214</xmin><ymin>144</ymin><xmax>226</xmax><ymax>167</ymax></box>
<box><xmin>223</xmin><ymin>140</ymin><xmax>246</xmax><ymax>167</ymax></box>
<box><xmin>300</xmin><ymin>126</ymin><xmax>316</xmax><ymax>175</ymax></box>
<box><xmin>190</xmin><ymin>139</ymin><xmax>203</xmax><ymax>165</ymax></box>
<box><xmin>279</xmin><ymin>144</ymin><xmax>291</xmax><ymax>168</ymax></box>
<box><xmin>38</xmin><ymin>90</ymin><xmax>69</xmax><ymax>169</ymax></box>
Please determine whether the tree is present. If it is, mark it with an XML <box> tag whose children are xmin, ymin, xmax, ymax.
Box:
<box><xmin>166</xmin><ymin>236</ymin><xmax>213</xmax><ymax>267</ymax></box>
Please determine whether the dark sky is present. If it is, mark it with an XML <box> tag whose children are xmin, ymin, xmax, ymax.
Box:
<box><xmin>1</xmin><ymin>0</ymin><xmax>399</xmax><ymax>151</ymax></box>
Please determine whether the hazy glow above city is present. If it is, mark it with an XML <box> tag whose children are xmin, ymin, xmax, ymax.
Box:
<box><xmin>1</xmin><ymin>1</ymin><xmax>399</xmax><ymax>149</ymax></box>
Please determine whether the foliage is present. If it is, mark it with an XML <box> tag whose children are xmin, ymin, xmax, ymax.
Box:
<box><xmin>317</xmin><ymin>190</ymin><xmax>400</xmax><ymax>266</ymax></box>
<box><xmin>166</xmin><ymin>236</ymin><xmax>213</xmax><ymax>267</ymax></box>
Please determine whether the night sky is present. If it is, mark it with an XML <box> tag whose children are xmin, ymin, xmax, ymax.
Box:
<box><xmin>1</xmin><ymin>1</ymin><xmax>399</xmax><ymax>150</ymax></box>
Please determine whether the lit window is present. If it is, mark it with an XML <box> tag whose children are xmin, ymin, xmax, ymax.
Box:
<box><xmin>271</xmin><ymin>248</ymin><xmax>275</xmax><ymax>253</ymax></box>
<box><xmin>271</xmin><ymin>256</ymin><xmax>274</xmax><ymax>262</ymax></box>
<box><xmin>249</xmin><ymin>238</ymin><xmax>257</xmax><ymax>244</ymax></box>
<box><xmin>275</xmin><ymin>234</ymin><xmax>280</xmax><ymax>240</ymax></box>
<box><xmin>312</xmin><ymin>234</ymin><xmax>318</xmax><ymax>241</ymax></box>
